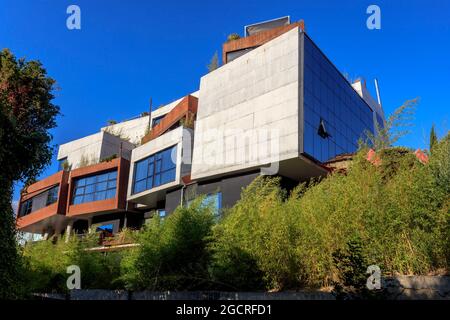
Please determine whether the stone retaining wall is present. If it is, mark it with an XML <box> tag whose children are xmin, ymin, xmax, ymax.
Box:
<box><xmin>383</xmin><ymin>276</ymin><xmax>450</xmax><ymax>300</ymax></box>
<box><xmin>34</xmin><ymin>276</ymin><xmax>450</xmax><ymax>300</ymax></box>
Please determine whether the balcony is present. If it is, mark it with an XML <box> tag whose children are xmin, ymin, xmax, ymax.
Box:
<box><xmin>141</xmin><ymin>94</ymin><xmax>198</xmax><ymax>144</ymax></box>
<box><xmin>222</xmin><ymin>21</ymin><xmax>304</xmax><ymax>64</ymax></box>
<box><xmin>66</xmin><ymin>157</ymin><xmax>131</xmax><ymax>218</ymax></box>
<box><xmin>57</xmin><ymin>131</ymin><xmax>135</xmax><ymax>170</ymax></box>
<box><xmin>16</xmin><ymin>171</ymin><xmax>69</xmax><ymax>234</ymax></box>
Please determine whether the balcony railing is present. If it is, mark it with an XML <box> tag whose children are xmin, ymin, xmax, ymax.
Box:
<box><xmin>141</xmin><ymin>95</ymin><xmax>198</xmax><ymax>144</ymax></box>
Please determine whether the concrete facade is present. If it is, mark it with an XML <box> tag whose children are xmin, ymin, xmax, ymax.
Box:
<box><xmin>100</xmin><ymin>116</ymin><xmax>150</xmax><ymax>145</ymax></box>
<box><xmin>57</xmin><ymin>131</ymin><xmax>135</xmax><ymax>169</ymax></box>
<box><xmin>192</xmin><ymin>27</ymin><xmax>301</xmax><ymax>180</ymax></box>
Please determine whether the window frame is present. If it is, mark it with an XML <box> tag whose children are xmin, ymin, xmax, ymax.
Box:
<box><xmin>132</xmin><ymin>146</ymin><xmax>177</xmax><ymax>195</ymax></box>
<box><xmin>186</xmin><ymin>192</ymin><xmax>223</xmax><ymax>217</ymax></box>
<box><xmin>19</xmin><ymin>199</ymin><xmax>33</xmax><ymax>217</ymax></box>
<box><xmin>19</xmin><ymin>184</ymin><xmax>60</xmax><ymax>217</ymax></box>
<box><xmin>72</xmin><ymin>170</ymin><xmax>118</xmax><ymax>205</ymax></box>
<box><xmin>151</xmin><ymin>115</ymin><xmax>165</xmax><ymax>128</ymax></box>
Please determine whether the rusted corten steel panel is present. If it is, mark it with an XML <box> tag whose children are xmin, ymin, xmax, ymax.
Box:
<box><xmin>141</xmin><ymin>95</ymin><xmax>198</xmax><ymax>144</ymax></box>
<box><xmin>16</xmin><ymin>170</ymin><xmax>69</xmax><ymax>231</ymax></box>
<box><xmin>222</xmin><ymin>22</ymin><xmax>303</xmax><ymax>64</ymax></box>
<box><xmin>66</xmin><ymin>157</ymin><xmax>130</xmax><ymax>217</ymax></box>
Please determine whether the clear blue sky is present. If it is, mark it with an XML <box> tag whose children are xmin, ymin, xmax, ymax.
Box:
<box><xmin>2</xmin><ymin>0</ymin><xmax>449</xmax><ymax>202</ymax></box>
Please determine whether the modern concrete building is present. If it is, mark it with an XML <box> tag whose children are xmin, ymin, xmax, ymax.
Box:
<box><xmin>16</xmin><ymin>17</ymin><xmax>385</xmax><ymax>239</ymax></box>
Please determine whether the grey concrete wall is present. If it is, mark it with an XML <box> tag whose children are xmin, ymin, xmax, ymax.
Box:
<box><xmin>100</xmin><ymin>116</ymin><xmax>150</xmax><ymax>145</ymax></box>
<box><xmin>36</xmin><ymin>276</ymin><xmax>450</xmax><ymax>300</ymax></box>
<box><xmin>64</xmin><ymin>290</ymin><xmax>334</xmax><ymax>300</ymax></box>
<box><xmin>192</xmin><ymin>27</ymin><xmax>302</xmax><ymax>180</ymax></box>
<box><xmin>130</xmin><ymin>291</ymin><xmax>335</xmax><ymax>301</ymax></box>
<box><xmin>57</xmin><ymin>132</ymin><xmax>133</xmax><ymax>169</ymax></box>
<box><xmin>383</xmin><ymin>276</ymin><xmax>450</xmax><ymax>300</ymax></box>
<box><xmin>57</xmin><ymin>132</ymin><xmax>104</xmax><ymax>168</ymax></box>
<box><xmin>100</xmin><ymin>132</ymin><xmax>135</xmax><ymax>161</ymax></box>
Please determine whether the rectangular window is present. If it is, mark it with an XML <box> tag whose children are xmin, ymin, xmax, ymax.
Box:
<box><xmin>199</xmin><ymin>192</ymin><xmax>222</xmax><ymax>217</ymax></box>
<box><xmin>151</xmin><ymin>115</ymin><xmax>165</xmax><ymax>128</ymax></box>
<box><xmin>19</xmin><ymin>184</ymin><xmax>60</xmax><ymax>217</ymax></box>
<box><xmin>132</xmin><ymin>146</ymin><xmax>177</xmax><ymax>194</ymax></box>
<box><xmin>157</xmin><ymin>209</ymin><xmax>166</xmax><ymax>219</ymax></box>
<box><xmin>19</xmin><ymin>199</ymin><xmax>33</xmax><ymax>217</ymax></box>
<box><xmin>46</xmin><ymin>186</ymin><xmax>59</xmax><ymax>206</ymax></box>
<box><xmin>186</xmin><ymin>192</ymin><xmax>223</xmax><ymax>217</ymax></box>
<box><xmin>72</xmin><ymin>170</ymin><xmax>117</xmax><ymax>205</ymax></box>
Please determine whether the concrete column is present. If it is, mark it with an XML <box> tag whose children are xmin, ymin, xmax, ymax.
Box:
<box><xmin>65</xmin><ymin>222</ymin><xmax>74</xmax><ymax>243</ymax></box>
<box><xmin>123</xmin><ymin>214</ymin><xmax>128</xmax><ymax>229</ymax></box>
<box><xmin>87</xmin><ymin>217</ymin><xmax>93</xmax><ymax>233</ymax></box>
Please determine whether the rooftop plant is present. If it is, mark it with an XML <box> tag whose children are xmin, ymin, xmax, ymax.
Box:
<box><xmin>226</xmin><ymin>33</ymin><xmax>241</xmax><ymax>42</ymax></box>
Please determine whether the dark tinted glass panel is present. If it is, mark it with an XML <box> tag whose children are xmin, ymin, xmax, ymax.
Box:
<box><xmin>19</xmin><ymin>185</ymin><xmax>60</xmax><ymax>217</ymax></box>
<box><xmin>72</xmin><ymin>170</ymin><xmax>117</xmax><ymax>205</ymax></box>
<box><xmin>152</xmin><ymin>115</ymin><xmax>165</xmax><ymax>127</ymax></box>
<box><xmin>46</xmin><ymin>186</ymin><xmax>59</xmax><ymax>206</ymax></box>
<box><xmin>303</xmin><ymin>36</ymin><xmax>375</xmax><ymax>162</ymax></box>
<box><xmin>19</xmin><ymin>199</ymin><xmax>33</xmax><ymax>217</ymax></box>
<box><xmin>132</xmin><ymin>145</ymin><xmax>177</xmax><ymax>194</ymax></box>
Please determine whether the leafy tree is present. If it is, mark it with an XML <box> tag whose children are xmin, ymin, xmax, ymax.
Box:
<box><xmin>332</xmin><ymin>236</ymin><xmax>368</xmax><ymax>289</ymax></box>
<box><xmin>23</xmin><ymin>232</ymin><xmax>125</xmax><ymax>292</ymax></box>
<box><xmin>365</xmin><ymin>98</ymin><xmax>418</xmax><ymax>150</ymax></box>
<box><xmin>210</xmin><ymin>177</ymin><xmax>302</xmax><ymax>291</ymax></box>
<box><xmin>120</xmin><ymin>199</ymin><xmax>215</xmax><ymax>290</ymax></box>
<box><xmin>207</xmin><ymin>51</ymin><xmax>219</xmax><ymax>73</ymax></box>
<box><xmin>429</xmin><ymin>124</ymin><xmax>438</xmax><ymax>152</ymax></box>
<box><xmin>0</xmin><ymin>49</ymin><xmax>59</xmax><ymax>298</ymax></box>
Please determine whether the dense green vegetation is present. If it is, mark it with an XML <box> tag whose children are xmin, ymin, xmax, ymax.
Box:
<box><xmin>0</xmin><ymin>49</ymin><xmax>59</xmax><ymax>299</ymax></box>
<box><xmin>22</xmin><ymin>132</ymin><xmax>449</xmax><ymax>294</ymax></box>
<box><xmin>211</xmin><ymin>142</ymin><xmax>449</xmax><ymax>291</ymax></box>
<box><xmin>2</xmin><ymin>49</ymin><xmax>447</xmax><ymax>298</ymax></box>
<box><xmin>22</xmin><ymin>233</ymin><xmax>123</xmax><ymax>293</ymax></box>
<box><xmin>119</xmin><ymin>198</ymin><xmax>215</xmax><ymax>291</ymax></box>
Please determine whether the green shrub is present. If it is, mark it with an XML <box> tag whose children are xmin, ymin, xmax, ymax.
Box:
<box><xmin>21</xmin><ymin>133</ymin><xmax>449</xmax><ymax>293</ymax></box>
<box><xmin>210</xmin><ymin>135</ymin><xmax>449</xmax><ymax>290</ymax></box>
<box><xmin>332</xmin><ymin>236</ymin><xmax>368</xmax><ymax>289</ymax></box>
<box><xmin>23</xmin><ymin>237</ymin><xmax>71</xmax><ymax>293</ymax></box>
<box><xmin>210</xmin><ymin>177</ymin><xmax>304</xmax><ymax>291</ymax></box>
<box><xmin>289</xmin><ymin>144</ymin><xmax>448</xmax><ymax>285</ymax></box>
<box><xmin>121</xmin><ymin>198</ymin><xmax>215</xmax><ymax>290</ymax></box>
<box><xmin>23</xmin><ymin>233</ymin><xmax>124</xmax><ymax>293</ymax></box>
<box><xmin>226</xmin><ymin>33</ymin><xmax>241</xmax><ymax>42</ymax></box>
